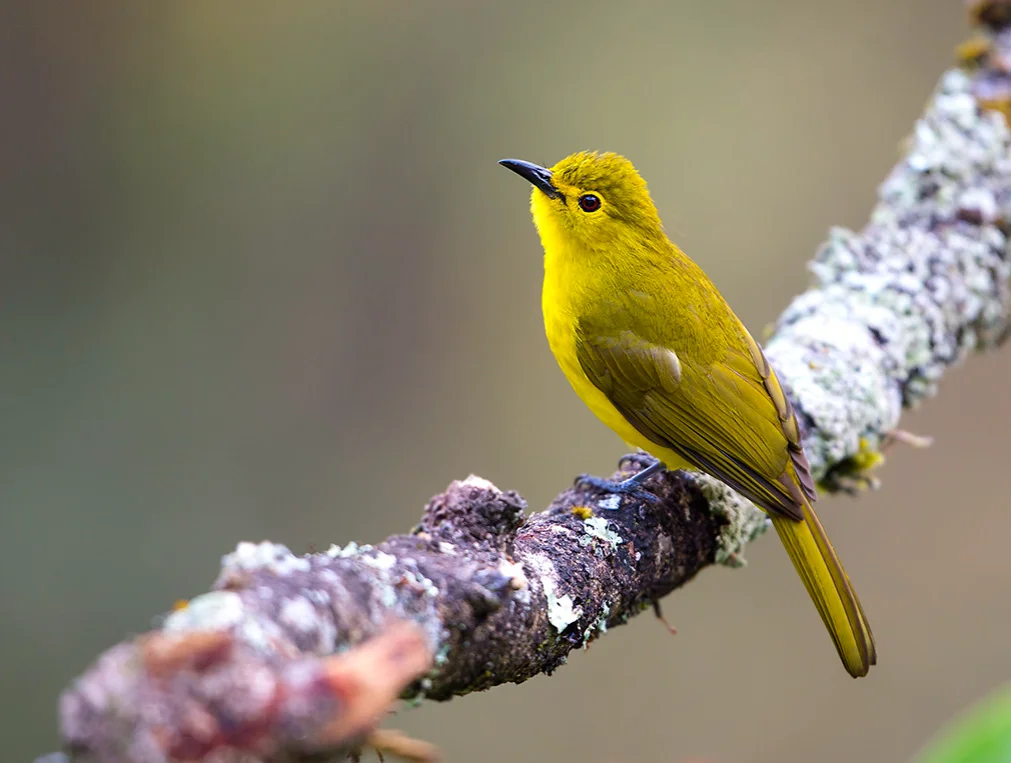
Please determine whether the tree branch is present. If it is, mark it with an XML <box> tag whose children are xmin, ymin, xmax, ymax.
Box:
<box><xmin>45</xmin><ymin>7</ymin><xmax>1011</xmax><ymax>763</ymax></box>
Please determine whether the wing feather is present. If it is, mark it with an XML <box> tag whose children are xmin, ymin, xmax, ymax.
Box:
<box><xmin>576</xmin><ymin>321</ymin><xmax>809</xmax><ymax>520</ymax></box>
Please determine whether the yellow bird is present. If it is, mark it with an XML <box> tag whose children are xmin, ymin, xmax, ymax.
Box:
<box><xmin>500</xmin><ymin>151</ymin><xmax>875</xmax><ymax>677</ymax></box>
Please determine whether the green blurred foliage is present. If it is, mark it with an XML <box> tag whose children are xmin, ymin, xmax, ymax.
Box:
<box><xmin>3</xmin><ymin>2</ymin><xmax>1011</xmax><ymax>762</ymax></box>
<box><xmin>918</xmin><ymin>686</ymin><xmax>1011</xmax><ymax>763</ymax></box>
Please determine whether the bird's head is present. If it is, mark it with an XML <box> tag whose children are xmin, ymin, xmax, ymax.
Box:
<box><xmin>499</xmin><ymin>151</ymin><xmax>663</xmax><ymax>251</ymax></box>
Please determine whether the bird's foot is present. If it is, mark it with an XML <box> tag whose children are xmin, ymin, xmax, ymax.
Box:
<box><xmin>618</xmin><ymin>452</ymin><xmax>661</xmax><ymax>471</ymax></box>
<box><xmin>575</xmin><ymin>458</ymin><xmax>665</xmax><ymax>504</ymax></box>
<box><xmin>575</xmin><ymin>474</ymin><xmax>659</xmax><ymax>504</ymax></box>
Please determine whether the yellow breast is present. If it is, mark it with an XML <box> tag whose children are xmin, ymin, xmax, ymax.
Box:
<box><xmin>540</xmin><ymin>254</ymin><xmax>688</xmax><ymax>471</ymax></box>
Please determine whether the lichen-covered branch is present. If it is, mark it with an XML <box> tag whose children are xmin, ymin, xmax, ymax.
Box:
<box><xmin>58</xmin><ymin>623</ymin><xmax>433</xmax><ymax>763</ymax></box>
<box><xmin>46</xmin><ymin>8</ymin><xmax>1011</xmax><ymax>763</ymax></box>
<box><xmin>766</xmin><ymin>69</ymin><xmax>1011</xmax><ymax>485</ymax></box>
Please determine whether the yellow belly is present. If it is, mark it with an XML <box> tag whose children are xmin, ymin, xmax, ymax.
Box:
<box><xmin>543</xmin><ymin>303</ymin><xmax>692</xmax><ymax>473</ymax></box>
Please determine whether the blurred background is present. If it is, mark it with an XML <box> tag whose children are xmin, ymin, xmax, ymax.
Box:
<box><xmin>2</xmin><ymin>1</ymin><xmax>1007</xmax><ymax>761</ymax></box>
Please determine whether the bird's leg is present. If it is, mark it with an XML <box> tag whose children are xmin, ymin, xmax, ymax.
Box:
<box><xmin>576</xmin><ymin>456</ymin><xmax>664</xmax><ymax>503</ymax></box>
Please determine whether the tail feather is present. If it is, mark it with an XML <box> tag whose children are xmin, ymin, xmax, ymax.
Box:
<box><xmin>847</xmin><ymin>568</ymin><xmax>877</xmax><ymax>667</ymax></box>
<box><xmin>770</xmin><ymin>499</ymin><xmax>875</xmax><ymax>677</ymax></box>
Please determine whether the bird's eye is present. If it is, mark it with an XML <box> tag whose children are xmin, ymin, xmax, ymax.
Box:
<box><xmin>578</xmin><ymin>194</ymin><xmax>602</xmax><ymax>213</ymax></box>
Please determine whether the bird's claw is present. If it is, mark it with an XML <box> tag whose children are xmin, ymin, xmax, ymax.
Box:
<box><xmin>575</xmin><ymin>473</ymin><xmax>660</xmax><ymax>504</ymax></box>
<box><xmin>617</xmin><ymin>452</ymin><xmax>660</xmax><ymax>471</ymax></box>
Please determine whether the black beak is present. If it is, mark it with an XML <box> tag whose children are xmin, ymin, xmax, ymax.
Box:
<box><xmin>498</xmin><ymin>158</ymin><xmax>560</xmax><ymax>199</ymax></box>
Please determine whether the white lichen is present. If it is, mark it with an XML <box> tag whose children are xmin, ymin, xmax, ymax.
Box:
<box><xmin>279</xmin><ymin>597</ymin><xmax>317</xmax><ymax>632</ymax></box>
<box><xmin>380</xmin><ymin>586</ymin><xmax>397</xmax><ymax>607</ymax></box>
<box><xmin>597</xmin><ymin>494</ymin><xmax>621</xmax><ymax>511</ymax></box>
<box><xmin>461</xmin><ymin>474</ymin><xmax>500</xmax><ymax>493</ymax></box>
<box><xmin>306</xmin><ymin>589</ymin><xmax>331</xmax><ymax>607</ymax></box>
<box><xmin>543</xmin><ymin>577</ymin><xmax>581</xmax><ymax>634</ymax></box>
<box><xmin>582</xmin><ymin>516</ymin><xmax>624</xmax><ymax>546</ymax></box>
<box><xmin>763</xmin><ymin>69</ymin><xmax>1011</xmax><ymax>486</ymax></box>
<box><xmin>164</xmin><ymin>591</ymin><xmax>245</xmax><ymax>633</ymax></box>
<box><xmin>361</xmin><ymin>551</ymin><xmax>397</xmax><ymax>571</ymax></box>
<box><xmin>330</xmin><ymin>541</ymin><xmax>374</xmax><ymax>559</ymax></box>
<box><xmin>525</xmin><ymin>553</ymin><xmax>582</xmax><ymax>633</ymax></box>
<box><xmin>277</xmin><ymin>596</ymin><xmax>337</xmax><ymax>653</ymax></box>
<box><xmin>219</xmin><ymin>541</ymin><xmax>311</xmax><ymax>579</ymax></box>
<box><xmin>234</xmin><ymin>614</ymin><xmax>287</xmax><ymax>654</ymax></box>
<box><xmin>402</xmin><ymin>569</ymin><xmax>440</xmax><ymax>598</ymax></box>
<box><xmin>163</xmin><ymin>590</ymin><xmax>290</xmax><ymax>655</ymax></box>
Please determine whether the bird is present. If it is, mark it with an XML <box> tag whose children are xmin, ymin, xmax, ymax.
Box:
<box><xmin>499</xmin><ymin>151</ymin><xmax>875</xmax><ymax>677</ymax></box>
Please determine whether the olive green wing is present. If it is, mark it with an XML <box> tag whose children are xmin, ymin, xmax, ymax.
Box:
<box><xmin>575</xmin><ymin>323</ymin><xmax>815</xmax><ymax>520</ymax></box>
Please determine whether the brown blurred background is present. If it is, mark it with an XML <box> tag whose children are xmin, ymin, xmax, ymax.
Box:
<box><xmin>3</xmin><ymin>1</ymin><xmax>1007</xmax><ymax>761</ymax></box>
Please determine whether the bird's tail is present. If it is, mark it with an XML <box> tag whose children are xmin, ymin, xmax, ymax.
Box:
<box><xmin>769</xmin><ymin>499</ymin><xmax>876</xmax><ymax>678</ymax></box>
